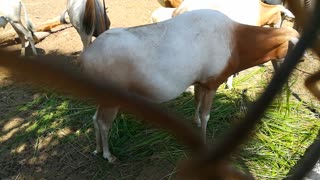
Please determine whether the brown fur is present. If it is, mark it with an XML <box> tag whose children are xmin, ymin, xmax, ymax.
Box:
<box><xmin>233</xmin><ymin>25</ymin><xmax>299</xmax><ymax>71</ymax></box>
<box><xmin>204</xmin><ymin>24</ymin><xmax>299</xmax><ymax>90</ymax></box>
<box><xmin>93</xmin><ymin>0</ymin><xmax>110</xmax><ymax>37</ymax></box>
<box><xmin>165</xmin><ymin>0</ymin><xmax>183</xmax><ymax>8</ymax></box>
<box><xmin>258</xmin><ymin>1</ymin><xmax>282</xmax><ymax>26</ymax></box>
<box><xmin>83</xmin><ymin>0</ymin><xmax>96</xmax><ymax>35</ymax></box>
<box><xmin>173</xmin><ymin>1</ymin><xmax>285</xmax><ymax>27</ymax></box>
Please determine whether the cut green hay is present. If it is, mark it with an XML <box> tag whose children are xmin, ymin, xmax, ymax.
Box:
<box><xmin>1</xmin><ymin>62</ymin><xmax>319</xmax><ymax>179</ymax></box>
<box><xmin>239</xmin><ymin>110</ymin><xmax>320</xmax><ymax>179</ymax></box>
<box><xmin>229</xmin><ymin>66</ymin><xmax>320</xmax><ymax>179</ymax></box>
<box><xmin>232</xmin><ymin>65</ymin><xmax>268</xmax><ymax>89</ymax></box>
<box><xmin>0</xmin><ymin>91</ymin><xmax>95</xmax><ymax>153</ymax></box>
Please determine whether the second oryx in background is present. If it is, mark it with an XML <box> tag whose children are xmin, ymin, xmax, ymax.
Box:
<box><xmin>60</xmin><ymin>0</ymin><xmax>111</xmax><ymax>51</ymax></box>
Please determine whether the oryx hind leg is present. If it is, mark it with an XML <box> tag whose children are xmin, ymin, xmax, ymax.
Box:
<box><xmin>80</xmin><ymin>33</ymin><xmax>93</xmax><ymax>50</ymax></box>
<box><xmin>194</xmin><ymin>84</ymin><xmax>204</xmax><ymax>127</ymax></box>
<box><xmin>199</xmin><ymin>88</ymin><xmax>216</xmax><ymax>143</ymax></box>
<box><xmin>93</xmin><ymin>106</ymin><xmax>118</xmax><ymax>163</ymax></box>
<box><xmin>11</xmin><ymin>22</ymin><xmax>37</xmax><ymax>56</ymax></box>
<box><xmin>271</xmin><ymin>58</ymin><xmax>284</xmax><ymax>72</ymax></box>
<box><xmin>194</xmin><ymin>85</ymin><xmax>216</xmax><ymax>143</ymax></box>
<box><xmin>225</xmin><ymin>75</ymin><xmax>234</xmax><ymax>89</ymax></box>
<box><xmin>93</xmin><ymin>110</ymin><xmax>102</xmax><ymax>154</ymax></box>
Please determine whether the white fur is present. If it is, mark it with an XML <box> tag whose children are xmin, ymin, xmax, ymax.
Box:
<box><xmin>82</xmin><ymin>10</ymin><xmax>234</xmax><ymax>103</ymax></box>
<box><xmin>62</xmin><ymin>0</ymin><xmax>110</xmax><ymax>51</ymax></box>
<box><xmin>166</xmin><ymin>0</ymin><xmax>295</xmax><ymax>89</ymax></box>
<box><xmin>173</xmin><ymin>0</ymin><xmax>293</xmax><ymax>25</ymax></box>
<box><xmin>151</xmin><ymin>7</ymin><xmax>175</xmax><ymax>23</ymax></box>
<box><xmin>81</xmin><ymin>10</ymin><xmax>235</xmax><ymax>161</ymax></box>
<box><xmin>64</xmin><ymin>0</ymin><xmax>91</xmax><ymax>50</ymax></box>
<box><xmin>80</xmin><ymin>9</ymin><xmax>298</xmax><ymax>162</ymax></box>
<box><xmin>174</xmin><ymin>0</ymin><xmax>260</xmax><ymax>25</ymax></box>
<box><xmin>0</xmin><ymin>0</ymin><xmax>37</xmax><ymax>56</ymax></box>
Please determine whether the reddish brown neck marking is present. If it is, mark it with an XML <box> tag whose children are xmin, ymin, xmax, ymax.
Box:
<box><xmin>203</xmin><ymin>24</ymin><xmax>298</xmax><ymax>90</ymax></box>
<box><xmin>232</xmin><ymin>24</ymin><xmax>297</xmax><ymax>72</ymax></box>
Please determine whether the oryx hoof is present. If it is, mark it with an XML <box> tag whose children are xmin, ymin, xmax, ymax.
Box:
<box><xmin>92</xmin><ymin>150</ymin><xmax>102</xmax><ymax>156</ymax></box>
<box><xmin>194</xmin><ymin>117</ymin><xmax>201</xmax><ymax>127</ymax></box>
<box><xmin>103</xmin><ymin>153</ymin><xmax>117</xmax><ymax>163</ymax></box>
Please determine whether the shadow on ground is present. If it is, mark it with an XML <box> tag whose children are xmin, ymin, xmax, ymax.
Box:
<box><xmin>0</xmin><ymin>67</ymin><xmax>247</xmax><ymax>179</ymax></box>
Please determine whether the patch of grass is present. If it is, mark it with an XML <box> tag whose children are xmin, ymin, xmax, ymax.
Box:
<box><xmin>230</xmin><ymin>66</ymin><xmax>320</xmax><ymax>179</ymax></box>
<box><xmin>1</xmin><ymin>64</ymin><xmax>319</xmax><ymax>179</ymax></box>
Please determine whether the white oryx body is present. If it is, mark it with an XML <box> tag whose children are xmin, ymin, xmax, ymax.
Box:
<box><xmin>173</xmin><ymin>0</ymin><xmax>294</xmax><ymax>26</ymax></box>
<box><xmin>82</xmin><ymin>15</ymin><xmax>233</xmax><ymax>103</ymax></box>
<box><xmin>0</xmin><ymin>0</ymin><xmax>37</xmax><ymax>56</ymax></box>
<box><xmin>80</xmin><ymin>9</ymin><xmax>299</xmax><ymax>162</ymax></box>
<box><xmin>151</xmin><ymin>7</ymin><xmax>176</xmax><ymax>23</ymax></box>
<box><xmin>61</xmin><ymin>0</ymin><xmax>110</xmax><ymax>51</ymax></box>
<box><xmin>152</xmin><ymin>0</ymin><xmax>295</xmax><ymax>89</ymax></box>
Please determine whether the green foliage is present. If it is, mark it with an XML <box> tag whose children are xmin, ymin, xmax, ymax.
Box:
<box><xmin>1</xmin><ymin>64</ymin><xmax>319</xmax><ymax>179</ymax></box>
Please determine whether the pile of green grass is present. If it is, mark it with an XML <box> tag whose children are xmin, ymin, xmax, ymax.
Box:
<box><xmin>1</xmin><ymin>64</ymin><xmax>319</xmax><ymax>179</ymax></box>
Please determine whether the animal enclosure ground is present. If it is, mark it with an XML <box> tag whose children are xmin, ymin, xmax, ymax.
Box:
<box><xmin>1</xmin><ymin>0</ymin><xmax>320</xmax><ymax>179</ymax></box>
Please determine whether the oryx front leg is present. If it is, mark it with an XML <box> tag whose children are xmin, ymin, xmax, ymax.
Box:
<box><xmin>93</xmin><ymin>110</ymin><xmax>102</xmax><ymax>154</ymax></box>
<box><xmin>194</xmin><ymin>85</ymin><xmax>216</xmax><ymax>142</ymax></box>
<box><xmin>80</xmin><ymin>33</ymin><xmax>93</xmax><ymax>51</ymax></box>
<box><xmin>93</xmin><ymin>106</ymin><xmax>118</xmax><ymax>163</ymax></box>
<box><xmin>194</xmin><ymin>84</ymin><xmax>204</xmax><ymax>127</ymax></box>
<box><xmin>271</xmin><ymin>58</ymin><xmax>284</xmax><ymax>72</ymax></box>
<box><xmin>12</xmin><ymin>25</ymin><xmax>26</xmax><ymax>56</ymax></box>
<box><xmin>225</xmin><ymin>75</ymin><xmax>234</xmax><ymax>89</ymax></box>
<box><xmin>11</xmin><ymin>22</ymin><xmax>37</xmax><ymax>56</ymax></box>
<box><xmin>199</xmin><ymin>87</ymin><xmax>216</xmax><ymax>143</ymax></box>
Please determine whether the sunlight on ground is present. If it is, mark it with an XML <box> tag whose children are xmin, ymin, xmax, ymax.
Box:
<box><xmin>37</xmin><ymin>135</ymin><xmax>60</xmax><ymax>151</ymax></box>
<box><xmin>0</xmin><ymin>119</ymin><xmax>30</xmax><ymax>143</ymax></box>
<box><xmin>11</xmin><ymin>143</ymin><xmax>27</xmax><ymax>154</ymax></box>
<box><xmin>28</xmin><ymin>153</ymin><xmax>49</xmax><ymax>165</ymax></box>
<box><xmin>37</xmin><ymin>136</ymin><xmax>53</xmax><ymax>150</ymax></box>
<box><xmin>57</xmin><ymin>127</ymin><xmax>72</xmax><ymax>138</ymax></box>
<box><xmin>2</xmin><ymin>117</ymin><xmax>24</xmax><ymax>131</ymax></box>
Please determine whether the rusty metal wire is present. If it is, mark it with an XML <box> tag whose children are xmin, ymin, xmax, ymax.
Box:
<box><xmin>0</xmin><ymin>1</ymin><xmax>320</xmax><ymax>179</ymax></box>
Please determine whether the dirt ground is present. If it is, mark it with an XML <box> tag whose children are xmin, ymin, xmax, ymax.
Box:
<box><xmin>0</xmin><ymin>0</ymin><xmax>161</xmax><ymax>55</ymax></box>
<box><xmin>0</xmin><ymin>0</ymin><xmax>320</xmax><ymax>179</ymax></box>
<box><xmin>0</xmin><ymin>0</ymin><xmax>171</xmax><ymax>179</ymax></box>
